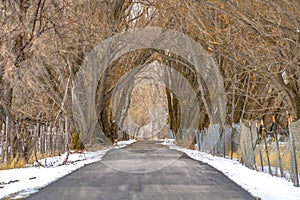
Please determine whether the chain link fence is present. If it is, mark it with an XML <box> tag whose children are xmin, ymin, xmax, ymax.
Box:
<box><xmin>195</xmin><ymin>120</ymin><xmax>300</xmax><ymax>187</ymax></box>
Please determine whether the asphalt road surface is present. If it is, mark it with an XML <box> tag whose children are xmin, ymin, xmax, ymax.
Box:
<box><xmin>27</xmin><ymin>140</ymin><xmax>255</xmax><ymax>200</ymax></box>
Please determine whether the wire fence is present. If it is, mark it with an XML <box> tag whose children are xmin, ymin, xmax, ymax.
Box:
<box><xmin>195</xmin><ymin>119</ymin><xmax>300</xmax><ymax>187</ymax></box>
<box><xmin>0</xmin><ymin>117</ymin><xmax>69</xmax><ymax>168</ymax></box>
<box><xmin>1</xmin><ymin>113</ymin><xmax>299</xmax><ymax>187</ymax></box>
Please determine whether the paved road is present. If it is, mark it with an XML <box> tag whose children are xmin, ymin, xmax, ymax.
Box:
<box><xmin>27</xmin><ymin>140</ymin><xmax>254</xmax><ymax>200</ymax></box>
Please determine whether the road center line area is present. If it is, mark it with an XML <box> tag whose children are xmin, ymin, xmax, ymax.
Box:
<box><xmin>26</xmin><ymin>140</ymin><xmax>254</xmax><ymax>200</ymax></box>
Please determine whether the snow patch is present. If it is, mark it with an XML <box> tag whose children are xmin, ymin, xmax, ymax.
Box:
<box><xmin>162</xmin><ymin>139</ymin><xmax>300</xmax><ymax>200</ymax></box>
<box><xmin>114</xmin><ymin>139</ymin><xmax>137</xmax><ymax>148</ymax></box>
<box><xmin>0</xmin><ymin>139</ymin><xmax>136</xmax><ymax>199</ymax></box>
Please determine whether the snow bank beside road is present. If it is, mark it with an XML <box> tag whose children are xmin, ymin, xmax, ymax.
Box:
<box><xmin>162</xmin><ymin>139</ymin><xmax>300</xmax><ymax>200</ymax></box>
<box><xmin>0</xmin><ymin>139</ymin><xmax>136</xmax><ymax>199</ymax></box>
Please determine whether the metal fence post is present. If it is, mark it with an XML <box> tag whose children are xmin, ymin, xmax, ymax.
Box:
<box><xmin>289</xmin><ymin>122</ymin><xmax>299</xmax><ymax>187</ymax></box>
<box><xmin>274</xmin><ymin>130</ymin><xmax>284</xmax><ymax>177</ymax></box>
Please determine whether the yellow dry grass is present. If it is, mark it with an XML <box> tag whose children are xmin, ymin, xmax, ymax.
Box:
<box><xmin>0</xmin><ymin>151</ymin><xmax>61</xmax><ymax>170</ymax></box>
<box><xmin>253</xmin><ymin>143</ymin><xmax>300</xmax><ymax>173</ymax></box>
<box><xmin>0</xmin><ymin>155</ymin><xmax>27</xmax><ymax>170</ymax></box>
<box><xmin>223</xmin><ymin>143</ymin><xmax>300</xmax><ymax>175</ymax></box>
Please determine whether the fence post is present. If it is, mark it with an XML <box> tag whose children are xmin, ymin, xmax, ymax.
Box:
<box><xmin>9</xmin><ymin>117</ymin><xmax>14</xmax><ymax>162</ymax></box>
<box><xmin>49</xmin><ymin>123</ymin><xmax>53</xmax><ymax>155</ymax></box>
<box><xmin>46</xmin><ymin>123</ymin><xmax>50</xmax><ymax>154</ymax></box>
<box><xmin>1</xmin><ymin>123</ymin><xmax>5</xmax><ymax>163</ymax></box>
<box><xmin>41</xmin><ymin>125</ymin><xmax>45</xmax><ymax>154</ymax></box>
<box><xmin>33</xmin><ymin>125</ymin><xmax>38</xmax><ymax>157</ymax></box>
<box><xmin>289</xmin><ymin>121</ymin><xmax>299</xmax><ymax>187</ymax></box>
<box><xmin>259</xmin><ymin>148</ymin><xmax>264</xmax><ymax>172</ymax></box>
<box><xmin>250</xmin><ymin>122</ymin><xmax>258</xmax><ymax>169</ymax></box>
<box><xmin>260</xmin><ymin>119</ymin><xmax>272</xmax><ymax>175</ymax></box>
<box><xmin>65</xmin><ymin>117</ymin><xmax>69</xmax><ymax>152</ymax></box>
<box><xmin>58</xmin><ymin>121</ymin><xmax>63</xmax><ymax>154</ymax></box>
<box><xmin>230</xmin><ymin>124</ymin><xmax>234</xmax><ymax>159</ymax></box>
<box><xmin>52</xmin><ymin>126</ymin><xmax>57</xmax><ymax>154</ymax></box>
<box><xmin>274</xmin><ymin>130</ymin><xmax>284</xmax><ymax>177</ymax></box>
<box><xmin>255</xmin><ymin>121</ymin><xmax>263</xmax><ymax>172</ymax></box>
<box><xmin>195</xmin><ymin>130</ymin><xmax>199</xmax><ymax>151</ymax></box>
<box><xmin>222</xmin><ymin>126</ymin><xmax>226</xmax><ymax>158</ymax></box>
<box><xmin>263</xmin><ymin>137</ymin><xmax>272</xmax><ymax>176</ymax></box>
<box><xmin>4</xmin><ymin>116</ymin><xmax>8</xmax><ymax>165</ymax></box>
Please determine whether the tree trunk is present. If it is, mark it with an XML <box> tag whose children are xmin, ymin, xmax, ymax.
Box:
<box><xmin>99</xmin><ymin>108</ymin><xmax>112</xmax><ymax>142</ymax></box>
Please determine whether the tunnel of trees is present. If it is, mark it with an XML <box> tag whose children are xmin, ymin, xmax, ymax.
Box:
<box><xmin>0</xmin><ymin>0</ymin><xmax>299</xmax><ymax>151</ymax></box>
<box><xmin>72</xmin><ymin>27</ymin><xmax>226</xmax><ymax>146</ymax></box>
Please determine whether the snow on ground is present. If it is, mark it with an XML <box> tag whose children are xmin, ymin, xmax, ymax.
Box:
<box><xmin>162</xmin><ymin>139</ymin><xmax>300</xmax><ymax>200</ymax></box>
<box><xmin>0</xmin><ymin>139</ymin><xmax>136</xmax><ymax>199</ymax></box>
<box><xmin>2</xmin><ymin>138</ymin><xmax>299</xmax><ymax>200</ymax></box>
<box><xmin>114</xmin><ymin>139</ymin><xmax>137</xmax><ymax>149</ymax></box>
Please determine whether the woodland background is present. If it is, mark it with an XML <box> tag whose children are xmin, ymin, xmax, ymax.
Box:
<box><xmin>0</xmin><ymin>0</ymin><xmax>299</xmax><ymax>166</ymax></box>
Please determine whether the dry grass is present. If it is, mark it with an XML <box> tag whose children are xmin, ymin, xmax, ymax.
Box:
<box><xmin>0</xmin><ymin>151</ymin><xmax>62</xmax><ymax>170</ymax></box>
<box><xmin>226</xmin><ymin>152</ymin><xmax>239</xmax><ymax>159</ymax></box>
<box><xmin>0</xmin><ymin>155</ymin><xmax>27</xmax><ymax>170</ymax></box>
<box><xmin>224</xmin><ymin>143</ymin><xmax>300</xmax><ymax>175</ymax></box>
<box><xmin>253</xmin><ymin>143</ymin><xmax>300</xmax><ymax>174</ymax></box>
